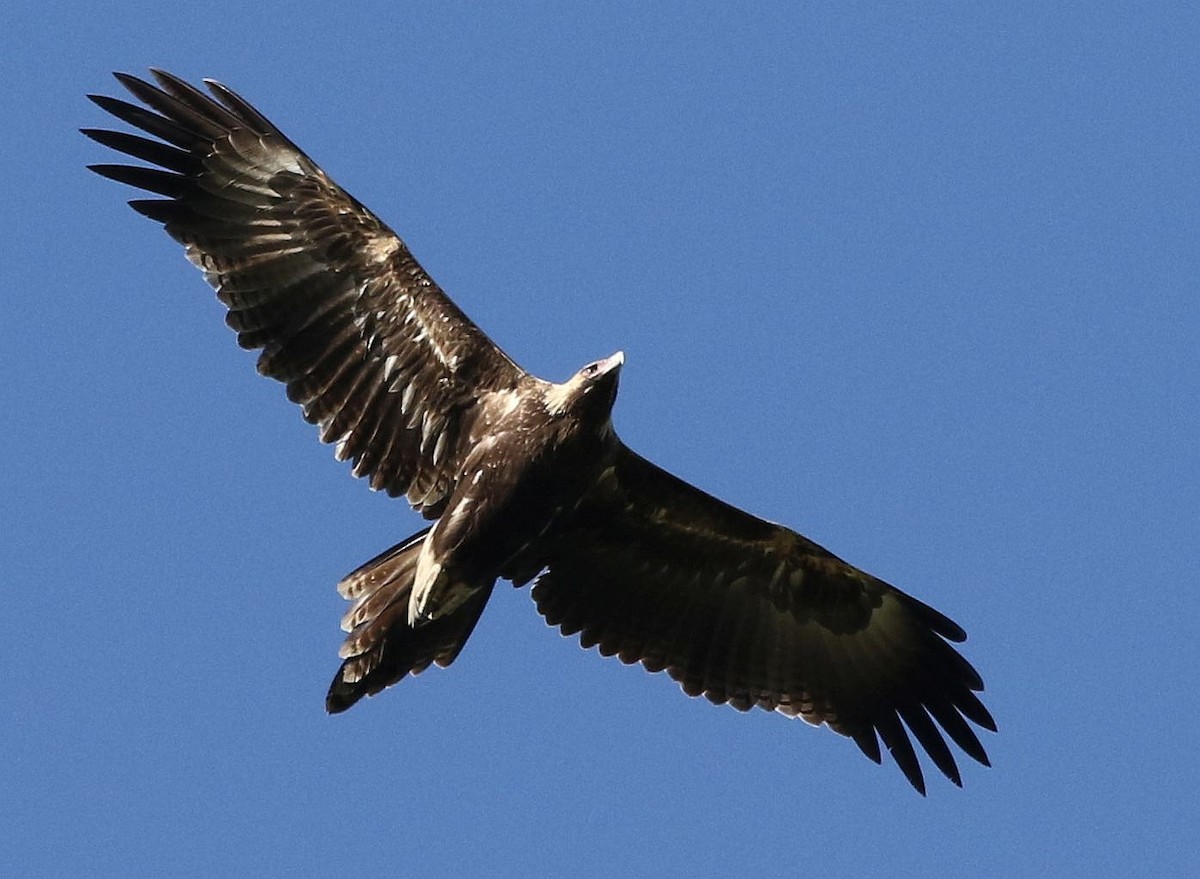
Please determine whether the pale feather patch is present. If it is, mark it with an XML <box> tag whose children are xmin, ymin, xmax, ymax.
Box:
<box><xmin>543</xmin><ymin>379</ymin><xmax>578</xmax><ymax>416</ymax></box>
<box><xmin>409</xmin><ymin>553</ymin><xmax>442</xmax><ymax>625</ymax></box>
<box><xmin>432</xmin><ymin>430</ymin><xmax>449</xmax><ymax>466</ymax></box>
<box><xmin>362</xmin><ymin>232</ymin><xmax>402</xmax><ymax>265</ymax></box>
<box><xmin>383</xmin><ymin>354</ymin><xmax>400</xmax><ymax>382</ymax></box>
<box><xmin>400</xmin><ymin>381</ymin><xmax>417</xmax><ymax>415</ymax></box>
<box><xmin>407</xmin><ymin>299</ymin><xmax>459</xmax><ymax>371</ymax></box>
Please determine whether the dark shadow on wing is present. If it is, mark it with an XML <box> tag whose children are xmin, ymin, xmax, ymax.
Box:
<box><xmin>84</xmin><ymin>70</ymin><xmax>528</xmax><ymax>515</ymax></box>
<box><xmin>529</xmin><ymin>446</ymin><xmax>996</xmax><ymax>793</ymax></box>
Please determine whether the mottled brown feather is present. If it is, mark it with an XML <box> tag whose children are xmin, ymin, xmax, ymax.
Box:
<box><xmin>84</xmin><ymin>70</ymin><xmax>527</xmax><ymax>512</ymax></box>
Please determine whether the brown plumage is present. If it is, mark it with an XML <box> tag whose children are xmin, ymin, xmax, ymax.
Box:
<box><xmin>86</xmin><ymin>70</ymin><xmax>995</xmax><ymax>793</ymax></box>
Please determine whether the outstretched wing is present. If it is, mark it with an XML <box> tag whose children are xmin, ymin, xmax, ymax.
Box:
<box><xmin>529</xmin><ymin>446</ymin><xmax>995</xmax><ymax>794</ymax></box>
<box><xmin>84</xmin><ymin>70</ymin><xmax>527</xmax><ymax>514</ymax></box>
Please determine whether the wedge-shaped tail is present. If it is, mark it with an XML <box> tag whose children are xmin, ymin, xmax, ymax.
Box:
<box><xmin>327</xmin><ymin>528</ymin><xmax>494</xmax><ymax>713</ymax></box>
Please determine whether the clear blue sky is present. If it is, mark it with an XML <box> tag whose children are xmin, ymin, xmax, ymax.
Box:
<box><xmin>4</xmin><ymin>2</ymin><xmax>1197</xmax><ymax>876</ymax></box>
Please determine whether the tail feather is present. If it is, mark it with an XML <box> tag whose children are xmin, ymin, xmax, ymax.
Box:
<box><xmin>326</xmin><ymin>527</ymin><xmax>494</xmax><ymax>713</ymax></box>
<box><xmin>338</xmin><ymin>530</ymin><xmax>428</xmax><ymax>629</ymax></box>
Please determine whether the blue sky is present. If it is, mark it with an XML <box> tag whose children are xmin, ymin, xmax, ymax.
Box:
<box><xmin>4</xmin><ymin>2</ymin><xmax>1198</xmax><ymax>875</ymax></box>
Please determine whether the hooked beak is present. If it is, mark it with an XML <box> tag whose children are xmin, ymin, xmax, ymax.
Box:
<box><xmin>600</xmin><ymin>350</ymin><xmax>625</xmax><ymax>373</ymax></box>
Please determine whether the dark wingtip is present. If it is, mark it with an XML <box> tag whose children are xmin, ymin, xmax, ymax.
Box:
<box><xmin>957</xmin><ymin>690</ymin><xmax>997</xmax><ymax>732</ymax></box>
<box><xmin>112</xmin><ymin>70</ymin><xmax>149</xmax><ymax>92</ymax></box>
<box><xmin>128</xmin><ymin>199</ymin><xmax>178</xmax><ymax>223</ymax></box>
<box><xmin>86</xmin><ymin>93</ymin><xmax>139</xmax><ymax>118</ymax></box>
<box><xmin>86</xmin><ymin>162</ymin><xmax>122</xmax><ymax>180</ymax></box>
<box><xmin>913</xmin><ymin>769</ymin><xmax>928</xmax><ymax>795</ymax></box>
<box><xmin>910</xmin><ymin>594</ymin><xmax>968</xmax><ymax>643</ymax></box>
<box><xmin>906</xmin><ymin>768</ymin><xmax>928</xmax><ymax>797</ymax></box>
<box><xmin>852</xmin><ymin>728</ymin><xmax>882</xmax><ymax>765</ymax></box>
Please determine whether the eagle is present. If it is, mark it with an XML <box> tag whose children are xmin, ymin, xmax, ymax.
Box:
<box><xmin>85</xmin><ymin>70</ymin><xmax>995</xmax><ymax>793</ymax></box>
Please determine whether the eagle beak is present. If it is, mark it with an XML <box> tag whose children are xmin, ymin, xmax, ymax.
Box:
<box><xmin>603</xmin><ymin>351</ymin><xmax>625</xmax><ymax>373</ymax></box>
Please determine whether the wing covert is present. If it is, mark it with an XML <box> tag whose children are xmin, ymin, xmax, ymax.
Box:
<box><xmin>85</xmin><ymin>70</ymin><xmax>526</xmax><ymax>514</ymax></box>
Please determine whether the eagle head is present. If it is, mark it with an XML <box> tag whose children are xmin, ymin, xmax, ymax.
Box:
<box><xmin>545</xmin><ymin>351</ymin><xmax>624</xmax><ymax>419</ymax></box>
<box><xmin>577</xmin><ymin>350</ymin><xmax>624</xmax><ymax>383</ymax></box>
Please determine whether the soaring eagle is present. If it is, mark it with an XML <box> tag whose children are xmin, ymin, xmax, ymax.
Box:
<box><xmin>85</xmin><ymin>70</ymin><xmax>994</xmax><ymax>793</ymax></box>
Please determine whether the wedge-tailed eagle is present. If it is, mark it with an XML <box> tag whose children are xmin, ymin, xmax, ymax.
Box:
<box><xmin>85</xmin><ymin>70</ymin><xmax>995</xmax><ymax>793</ymax></box>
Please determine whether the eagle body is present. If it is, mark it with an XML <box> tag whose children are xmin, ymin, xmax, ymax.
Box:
<box><xmin>409</xmin><ymin>355</ymin><xmax>624</xmax><ymax>624</ymax></box>
<box><xmin>86</xmin><ymin>71</ymin><xmax>995</xmax><ymax>793</ymax></box>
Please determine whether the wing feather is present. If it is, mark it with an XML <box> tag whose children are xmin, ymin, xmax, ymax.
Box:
<box><xmin>85</xmin><ymin>70</ymin><xmax>527</xmax><ymax>513</ymax></box>
<box><xmin>530</xmin><ymin>446</ymin><xmax>995</xmax><ymax>792</ymax></box>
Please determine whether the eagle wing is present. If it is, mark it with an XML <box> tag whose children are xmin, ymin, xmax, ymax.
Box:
<box><xmin>84</xmin><ymin>70</ymin><xmax>526</xmax><ymax>514</ymax></box>
<box><xmin>529</xmin><ymin>446</ymin><xmax>996</xmax><ymax>794</ymax></box>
